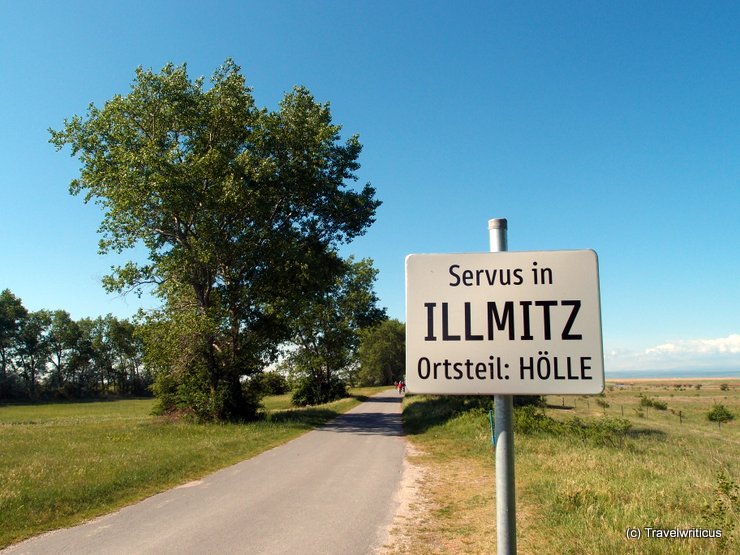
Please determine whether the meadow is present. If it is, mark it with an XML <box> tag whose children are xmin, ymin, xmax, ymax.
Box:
<box><xmin>0</xmin><ymin>387</ymin><xmax>386</xmax><ymax>548</ymax></box>
<box><xmin>386</xmin><ymin>379</ymin><xmax>739</xmax><ymax>554</ymax></box>
<box><xmin>4</xmin><ymin>381</ymin><xmax>738</xmax><ymax>553</ymax></box>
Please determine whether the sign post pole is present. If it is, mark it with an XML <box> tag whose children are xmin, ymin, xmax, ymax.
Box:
<box><xmin>405</xmin><ymin>222</ymin><xmax>604</xmax><ymax>554</ymax></box>
<box><xmin>489</xmin><ymin>218</ymin><xmax>516</xmax><ymax>555</ymax></box>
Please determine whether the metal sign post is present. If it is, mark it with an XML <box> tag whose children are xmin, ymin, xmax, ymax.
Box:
<box><xmin>404</xmin><ymin>218</ymin><xmax>605</xmax><ymax>555</ymax></box>
<box><xmin>489</xmin><ymin>218</ymin><xmax>516</xmax><ymax>555</ymax></box>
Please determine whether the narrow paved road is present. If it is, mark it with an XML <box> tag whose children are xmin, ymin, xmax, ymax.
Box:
<box><xmin>4</xmin><ymin>391</ymin><xmax>406</xmax><ymax>555</ymax></box>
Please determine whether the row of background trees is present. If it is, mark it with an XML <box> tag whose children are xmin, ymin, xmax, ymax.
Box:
<box><xmin>0</xmin><ymin>285</ymin><xmax>406</xmax><ymax>406</ymax></box>
<box><xmin>0</xmin><ymin>289</ymin><xmax>148</xmax><ymax>400</ymax></box>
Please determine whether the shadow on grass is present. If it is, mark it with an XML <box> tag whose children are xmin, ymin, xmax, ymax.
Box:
<box><xmin>403</xmin><ymin>395</ymin><xmax>494</xmax><ymax>435</ymax></box>
<box><xmin>264</xmin><ymin>407</ymin><xmax>341</xmax><ymax>429</ymax></box>
<box><xmin>544</xmin><ymin>403</ymin><xmax>575</xmax><ymax>411</ymax></box>
<box><xmin>627</xmin><ymin>427</ymin><xmax>668</xmax><ymax>440</ymax></box>
<box><xmin>0</xmin><ymin>396</ymin><xmax>153</xmax><ymax>408</ymax></box>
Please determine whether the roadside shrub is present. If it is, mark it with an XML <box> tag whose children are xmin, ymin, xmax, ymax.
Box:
<box><xmin>291</xmin><ymin>376</ymin><xmax>347</xmax><ymax>406</ymax></box>
<box><xmin>514</xmin><ymin>406</ymin><xmax>631</xmax><ymax>447</ymax></box>
<box><xmin>702</xmin><ymin>471</ymin><xmax>739</xmax><ymax>551</ymax></box>
<box><xmin>582</xmin><ymin>417</ymin><xmax>632</xmax><ymax>447</ymax></box>
<box><xmin>639</xmin><ymin>394</ymin><xmax>667</xmax><ymax>410</ymax></box>
<box><xmin>151</xmin><ymin>366</ymin><xmax>259</xmax><ymax>422</ymax></box>
<box><xmin>595</xmin><ymin>398</ymin><xmax>610</xmax><ymax>408</ymax></box>
<box><xmin>720</xmin><ymin>383</ymin><xmax>729</xmax><ymax>391</ymax></box>
<box><xmin>514</xmin><ymin>405</ymin><xmax>561</xmax><ymax>435</ymax></box>
<box><xmin>150</xmin><ymin>370</ymin><xmax>196</xmax><ymax>418</ymax></box>
<box><xmin>252</xmin><ymin>372</ymin><xmax>290</xmax><ymax>396</ymax></box>
<box><xmin>707</xmin><ymin>404</ymin><xmax>735</xmax><ymax>424</ymax></box>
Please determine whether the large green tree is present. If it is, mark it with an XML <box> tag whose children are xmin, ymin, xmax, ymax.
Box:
<box><xmin>51</xmin><ymin>60</ymin><xmax>379</xmax><ymax>420</ymax></box>
<box><xmin>357</xmin><ymin>318</ymin><xmax>406</xmax><ymax>386</ymax></box>
<box><xmin>0</xmin><ymin>289</ymin><xmax>28</xmax><ymax>397</ymax></box>
<box><xmin>106</xmin><ymin>316</ymin><xmax>147</xmax><ymax>395</ymax></box>
<box><xmin>288</xmin><ymin>257</ymin><xmax>385</xmax><ymax>406</ymax></box>
<box><xmin>14</xmin><ymin>310</ymin><xmax>51</xmax><ymax>399</ymax></box>
<box><xmin>46</xmin><ymin>310</ymin><xmax>81</xmax><ymax>391</ymax></box>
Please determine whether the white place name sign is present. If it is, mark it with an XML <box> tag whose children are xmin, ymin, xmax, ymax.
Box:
<box><xmin>405</xmin><ymin>250</ymin><xmax>604</xmax><ymax>395</ymax></box>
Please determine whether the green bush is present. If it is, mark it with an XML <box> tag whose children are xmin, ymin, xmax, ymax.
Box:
<box><xmin>581</xmin><ymin>417</ymin><xmax>632</xmax><ymax>447</ymax></box>
<box><xmin>707</xmin><ymin>404</ymin><xmax>735</xmax><ymax>423</ymax></box>
<box><xmin>702</xmin><ymin>471</ymin><xmax>738</xmax><ymax>551</ymax></box>
<box><xmin>291</xmin><ymin>376</ymin><xmax>347</xmax><ymax>406</ymax></box>
<box><xmin>150</xmin><ymin>365</ymin><xmax>259</xmax><ymax>422</ymax></box>
<box><xmin>514</xmin><ymin>405</ymin><xmax>561</xmax><ymax>435</ymax></box>
<box><xmin>639</xmin><ymin>394</ymin><xmax>667</xmax><ymax>410</ymax></box>
<box><xmin>251</xmin><ymin>372</ymin><xmax>290</xmax><ymax>395</ymax></box>
<box><xmin>513</xmin><ymin>406</ymin><xmax>632</xmax><ymax>447</ymax></box>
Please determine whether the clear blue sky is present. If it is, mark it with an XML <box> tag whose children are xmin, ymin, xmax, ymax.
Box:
<box><xmin>1</xmin><ymin>0</ymin><xmax>738</xmax><ymax>374</ymax></box>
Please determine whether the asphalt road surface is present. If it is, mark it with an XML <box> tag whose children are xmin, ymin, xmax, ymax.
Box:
<box><xmin>3</xmin><ymin>390</ymin><xmax>406</xmax><ymax>555</ymax></box>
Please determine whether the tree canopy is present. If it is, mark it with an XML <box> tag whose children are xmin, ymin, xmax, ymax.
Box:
<box><xmin>357</xmin><ymin>319</ymin><xmax>405</xmax><ymax>386</ymax></box>
<box><xmin>0</xmin><ymin>289</ymin><xmax>148</xmax><ymax>400</ymax></box>
<box><xmin>50</xmin><ymin>60</ymin><xmax>380</xmax><ymax>420</ymax></box>
<box><xmin>0</xmin><ymin>289</ymin><xmax>27</xmax><ymax>397</ymax></box>
<box><xmin>288</xmin><ymin>257</ymin><xmax>385</xmax><ymax>406</ymax></box>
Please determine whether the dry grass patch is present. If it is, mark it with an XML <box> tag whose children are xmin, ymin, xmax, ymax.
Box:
<box><xmin>382</xmin><ymin>442</ymin><xmax>494</xmax><ymax>554</ymax></box>
<box><xmin>389</xmin><ymin>383</ymin><xmax>738</xmax><ymax>554</ymax></box>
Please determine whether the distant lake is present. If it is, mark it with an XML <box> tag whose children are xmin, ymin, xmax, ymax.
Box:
<box><xmin>606</xmin><ymin>368</ymin><xmax>740</xmax><ymax>380</ymax></box>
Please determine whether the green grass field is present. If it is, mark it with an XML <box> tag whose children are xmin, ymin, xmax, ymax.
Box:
<box><xmin>4</xmin><ymin>381</ymin><xmax>737</xmax><ymax>553</ymax></box>
<box><xmin>387</xmin><ymin>379</ymin><xmax>739</xmax><ymax>554</ymax></box>
<box><xmin>0</xmin><ymin>386</ymin><xmax>387</xmax><ymax>548</ymax></box>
